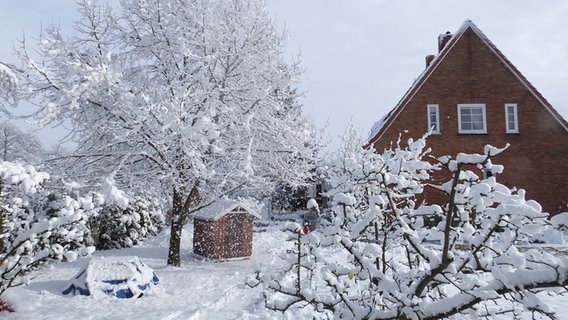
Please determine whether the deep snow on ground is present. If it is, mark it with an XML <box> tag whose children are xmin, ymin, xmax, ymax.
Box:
<box><xmin>3</xmin><ymin>219</ymin><xmax>568</xmax><ymax>319</ymax></box>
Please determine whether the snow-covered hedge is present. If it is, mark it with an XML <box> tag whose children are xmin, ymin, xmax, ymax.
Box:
<box><xmin>89</xmin><ymin>194</ymin><xmax>165</xmax><ymax>250</ymax></box>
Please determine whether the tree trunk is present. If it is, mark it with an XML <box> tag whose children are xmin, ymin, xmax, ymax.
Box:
<box><xmin>0</xmin><ymin>181</ymin><xmax>4</xmax><ymax>255</ymax></box>
<box><xmin>167</xmin><ymin>182</ymin><xmax>201</xmax><ymax>266</ymax></box>
<box><xmin>296</xmin><ymin>229</ymin><xmax>301</xmax><ymax>294</ymax></box>
<box><xmin>167</xmin><ymin>219</ymin><xmax>183</xmax><ymax>266</ymax></box>
<box><xmin>167</xmin><ymin>188</ymin><xmax>185</xmax><ymax>266</ymax></box>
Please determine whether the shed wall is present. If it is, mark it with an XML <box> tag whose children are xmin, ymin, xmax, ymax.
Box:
<box><xmin>193</xmin><ymin>212</ymin><xmax>255</xmax><ymax>260</ymax></box>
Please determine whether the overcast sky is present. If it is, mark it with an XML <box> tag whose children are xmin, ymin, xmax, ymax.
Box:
<box><xmin>1</xmin><ymin>1</ymin><xmax>567</xmax><ymax>148</ymax></box>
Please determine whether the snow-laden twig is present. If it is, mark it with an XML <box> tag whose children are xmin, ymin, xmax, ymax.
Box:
<box><xmin>261</xmin><ymin>130</ymin><xmax>567</xmax><ymax>319</ymax></box>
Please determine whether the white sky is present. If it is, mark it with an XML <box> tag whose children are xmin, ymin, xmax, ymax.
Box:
<box><xmin>1</xmin><ymin>0</ymin><xmax>567</xmax><ymax>148</ymax></box>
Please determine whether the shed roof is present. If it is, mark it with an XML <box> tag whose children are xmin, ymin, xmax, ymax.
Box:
<box><xmin>192</xmin><ymin>199</ymin><xmax>260</xmax><ymax>221</ymax></box>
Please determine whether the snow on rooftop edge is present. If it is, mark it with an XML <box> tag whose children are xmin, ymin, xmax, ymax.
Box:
<box><xmin>192</xmin><ymin>199</ymin><xmax>261</xmax><ymax>221</ymax></box>
<box><xmin>366</xmin><ymin>20</ymin><xmax>479</xmax><ymax>143</ymax></box>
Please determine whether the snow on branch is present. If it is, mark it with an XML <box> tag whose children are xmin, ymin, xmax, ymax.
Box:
<box><xmin>0</xmin><ymin>62</ymin><xmax>18</xmax><ymax>92</ymax></box>
<box><xmin>260</xmin><ymin>134</ymin><xmax>567</xmax><ymax>319</ymax></box>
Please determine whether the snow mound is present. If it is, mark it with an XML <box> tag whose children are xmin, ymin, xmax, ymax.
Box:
<box><xmin>62</xmin><ymin>256</ymin><xmax>159</xmax><ymax>298</ymax></box>
<box><xmin>307</xmin><ymin>198</ymin><xmax>319</xmax><ymax>211</ymax></box>
<box><xmin>551</xmin><ymin>212</ymin><xmax>568</xmax><ymax>230</ymax></box>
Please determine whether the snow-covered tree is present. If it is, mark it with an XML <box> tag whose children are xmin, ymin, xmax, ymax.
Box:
<box><xmin>0</xmin><ymin>62</ymin><xmax>18</xmax><ymax>112</ymax></box>
<box><xmin>0</xmin><ymin>61</ymin><xmax>43</xmax><ymax>164</ymax></box>
<box><xmin>260</xmin><ymin>129</ymin><xmax>568</xmax><ymax>319</ymax></box>
<box><xmin>17</xmin><ymin>0</ymin><xmax>319</xmax><ymax>266</ymax></box>
<box><xmin>0</xmin><ymin>161</ymin><xmax>98</xmax><ymax>298</ymax></box>
<box><xmin>0</xmin><ymin>122</ymin><xmax>43</xmax><ymax>164</ymax></box>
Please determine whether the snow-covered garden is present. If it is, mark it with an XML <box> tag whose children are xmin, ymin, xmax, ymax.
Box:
<box><xmin>0</xmin><ymin>0</ymin><xmax>567</xmax><ymax>319</ymax></box>
<box><xmin>1</xmin><ymin>216</ymin><xmax>567</xmax><ymax>319</ymax></box>
<box><xmin>2</xmin><ymin>131</ymin><xmax>568</xmax><ymax>319</ymax></box>
<box><xmin>2</xmin><ymin>222</ymin><xmax>288</xmax><ymax>320</ymax></box>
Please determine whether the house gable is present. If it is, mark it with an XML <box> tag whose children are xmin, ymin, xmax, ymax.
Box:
<box><xmin>367</xmin><ymin>20</ymin><xmax>568</xmax><ymax>148</ymax></box>
<box><xmin>367</xmin><ymin>20</ymin><xmax>568</xmax><ymax>214</ymax></box>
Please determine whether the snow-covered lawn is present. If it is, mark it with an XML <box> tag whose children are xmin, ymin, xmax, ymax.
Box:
<box><xmin>3</xmin><ymin>222</ymin><xmax>292</xmax><ymax>320</ymax></box>
<box><xmin>3</xmin><ymin>220</ymin><xmax>568</xmax><ymax>319</ymax></box>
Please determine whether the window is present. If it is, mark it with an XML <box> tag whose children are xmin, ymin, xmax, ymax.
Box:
<box><xmin>483</xmin><ymin>169</ymin><xmax>494</xmax><ymax>180</ymax></box>
<box><xmin>505</xmin><ymin>103</ymin><xmax>518</xmax><ymax>133</ymax></box>
<box><xmin>427</xmin><ymin>104</ymin><xmax>440</xmax><ymax>134</ymax></box>
<box><xmin>458</xmin><ymin>104</ymin><xmax>487</xmax><ymax>134</ymax></box>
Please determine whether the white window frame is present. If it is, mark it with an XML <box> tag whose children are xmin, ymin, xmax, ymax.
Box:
<box><xmin>427</xmin><ymin>104</ymin><xmax>440</xmax><ymax>134</ymax></box>
<box><xmin>457</xmin><ymin>103</ymin><xmax>487</xmax><ymax>134</ymax></box>
<box><xmin>505</xmin><ymin>103</ymin><xmax>518</xmax><ymax>133</ymax></box>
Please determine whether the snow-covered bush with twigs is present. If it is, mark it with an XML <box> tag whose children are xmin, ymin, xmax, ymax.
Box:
<box><xmin>258</xmin><ymin>129</ymin><xmax>568</xmax><ymax>319</ymax></box>
<box><xmin>0</xmin><ymin>161</ymin><xmax>99</xmax><ymax>298</ymax></box>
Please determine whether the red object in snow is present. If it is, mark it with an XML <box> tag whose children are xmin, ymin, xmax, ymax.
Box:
<box><xmin>303</xmin><ymin>226</ymin><xmax>310</xmax><ymax>234</ymax></box>
<box><xmin>0</xmin><ymin>299</ymin><xmax>15</xmax><ymax>313</ymax></box>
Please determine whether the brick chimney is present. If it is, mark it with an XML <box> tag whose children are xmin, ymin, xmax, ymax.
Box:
<box><xmin>425</xmin><ymin>55</ymin><xmax>435</xmax><ymax>68</ymax></box>
<box><xmin>438</xmin><ymin>31</ymin><xmax>452</xmax><ymax>52</ymax></box>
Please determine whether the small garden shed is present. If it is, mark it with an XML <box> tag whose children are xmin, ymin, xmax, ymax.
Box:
<box><xmin>192</xmin><ymin>200</ymin><xmax>260</xmax><ymax>260</ymax></box>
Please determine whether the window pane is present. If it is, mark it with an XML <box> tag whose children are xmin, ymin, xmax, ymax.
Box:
<box><xmin>507</xmin><ymin>112</ymin><xmax>516</xmax><ymax>129</ymax></box>
<box><xmin>458</xmin><ymin>104</ymin><xmax>486</xmax><ymax>133</ymax></box>
<box><xmin>430</xmin><ymin>115</ymin><xmax>437</xmax><ymax>130</ymax></box>
<box><xmin>472</xmin><ymin>120</ymin><xmax>483</xmax><ymax>130</ymax></box>
<box><xmin>505</xmin><ymin>104</ymin><xmax>518</xmax><ymax>132</ymax></box>
<box><xmin>427</xmin><ymin>104</ymin><xmax>439</xmax><ymax>133</ymax></box>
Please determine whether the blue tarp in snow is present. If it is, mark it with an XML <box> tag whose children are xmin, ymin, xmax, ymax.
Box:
<box><xmin>63</xmin><ymin>256</ymin><xmax>159</xmax><ymax>298</ymax></box>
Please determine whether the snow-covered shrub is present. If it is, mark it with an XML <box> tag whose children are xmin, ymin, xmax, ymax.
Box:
<box><xmin>90</xmin><ymin>194</ymin><xmax>165</xmax><ymax>250</ymax></box>
<box><xmin>0</xmin><ymin>63</ymin><xmax>17</xmax><ymax>93</ymax></box>
<box><xmin>525</xmin><ymin>212</ymin><xmax>568</xmax><ymax>244</ymax></box>
<box><xmin>0</xmin><ymin>161</ymin><xmax>98</xmax><ymax>298</ymax></box>
<box><xmin>260</xmin><ymin>130</ymin><xmax>568</xmax><ymax>319</ymax></box>
<box><xmin>551</xmin><ymin>212</ymin><xmax>568</xmax><ymax>231</ymax></box>
<box><xmin>271</xmin><ymin>183</ymin><xmax>310</xmax><ymax>213</ymax></box>
<box><xmin>32</xmin><ymin>192</ymin><xmax>101</xmax><ymax>255</ymax></box>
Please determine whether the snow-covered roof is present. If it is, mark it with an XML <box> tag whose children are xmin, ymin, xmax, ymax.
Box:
<box><xmin>192</xmin><ymin>199</ymin><xmax>260</xmax><ymax>221</ymax></box>
<box><xmin>366</xmin><ymin>19</ymin><xmax>568</xmax><ymax>146</ymax></box>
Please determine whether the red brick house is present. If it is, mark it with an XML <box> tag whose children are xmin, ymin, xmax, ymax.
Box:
<box><xmin>193</xmin><ymin>200</ymin><xmax>260</xmax><ymax>260</ymax></box>
<box><xmin>367</xmin><ymin>20</ymin><xmax>568</xmax><ymax>215</ymax></box>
